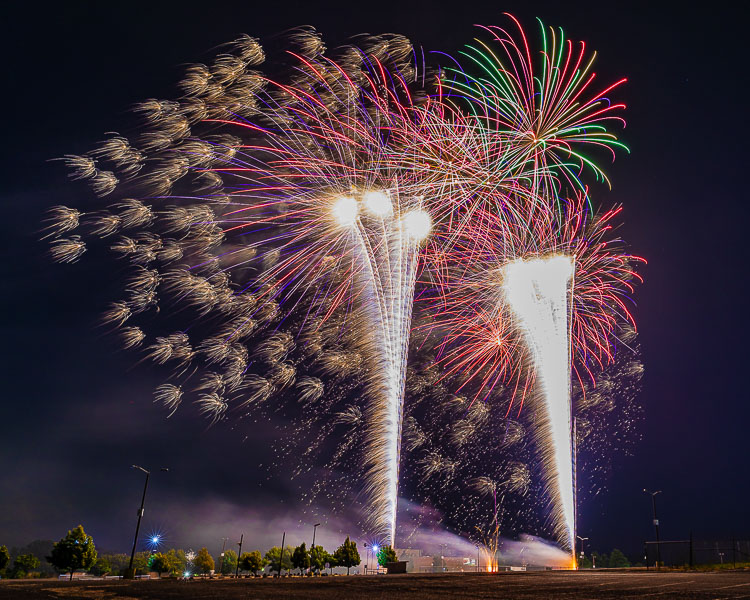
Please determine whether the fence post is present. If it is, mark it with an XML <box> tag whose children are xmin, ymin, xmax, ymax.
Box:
<box><xmin>689</xmin><ymin>532</ymin><xmax>693</xmax><ymax>569</ymax></box>
<box><xmin>645</xmin><ymin>544</ymin><xmax>649</xmax><ymax>571</ymax></box>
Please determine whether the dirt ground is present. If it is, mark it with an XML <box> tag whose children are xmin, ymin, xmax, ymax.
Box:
<box><xmin>2</xmin><ymin>570</ymin><xmax>750</xmax><ymax>599</ymax></box>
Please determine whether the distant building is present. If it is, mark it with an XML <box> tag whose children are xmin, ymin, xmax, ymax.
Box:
<box><xmin>395</xmin><ymin>548</ymin><xmax>475</xmax><ymax>573</ymax></box>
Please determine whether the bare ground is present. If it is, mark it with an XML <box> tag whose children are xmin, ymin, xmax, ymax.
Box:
<box><xmin>2</xmin><ymin>570</ymin><xmax>750</xmax><ymax>599</ymax></box>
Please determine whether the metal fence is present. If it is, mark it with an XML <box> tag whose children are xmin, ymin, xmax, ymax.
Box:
<box><xmin>644</xmin><ymin>538</ymin><xmax>750</xmax><ymax>568</ymax></box>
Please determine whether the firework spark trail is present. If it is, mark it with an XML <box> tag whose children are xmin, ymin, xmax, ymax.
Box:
<box><xmin>503</xmin><ymin>255</ymin><xmax>575</xmax><ymax>552</ymax></box>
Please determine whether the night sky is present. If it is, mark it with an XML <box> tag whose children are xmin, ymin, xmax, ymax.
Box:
<box><xmin>2</xmin><ymin>1</ymin><xmax>748</xmax><ymax>560</ymax></box>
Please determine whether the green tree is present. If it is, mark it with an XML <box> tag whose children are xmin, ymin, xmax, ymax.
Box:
<box><xmin>47</xmin><ymin>525</ymin><xmax>97</xmax><ymax>580</ymax></box>
<box><xmin>377</xmin><ymin>545</ymin><xmax>398</xmax><ymax>566</ymax></box>
<box><xmin>324</xmin><ymin>550</ymin><xmax>336</xmax><ymax>574</ymax></box>
<box><xmin>333</xmin><ymin>537</ymin><xmax>360</xmax><ymax>575</ymax></box>
<box><xmin>89</xmin><ymin>557</ymin><xmax>111</xmax><ymax>576</ymax></box>
<box><xmin>309</xmin><ymin>545</ymin><xmax>327</xmax><ymax>574</ymax></box>
<box><xmin>240</xmin><ymin>550</ymin><xmax>266</xmax><ymax>575</ymax></box>
<box><xmin>194</xmin><ymin>547</ymin><xmax>215</xmax><ymax>574</ymax></box>
<box><xmin>131</xmin><ymin>551</ymin><xmax>151</xmax><ymax>574</ymax></box>
<box><xmin>264</xmin><ymin>546</ymin><xmax>292</xmax><ymax>574</ymax></box>
<box><xmin>98</xmin><ymin>553</ymin><xmax>129</xmax><ymax>576</ymax></box>
<box><xmin>13</xmin><ymin>554</ymin><xmax>40</xmax><ymax>578</ymax></box>
<box><xmin>0</xmin><ymin>545</ymin><xmax>10</xmax><ymax>573</ymax></box>
<box><xmin>166</xmin><ymin>549</ymin><xmax>187</xmax><ymax>574</ymax></box>
<box><xmin>291</xmin><ymin>543</ymin><xmax>310</xmax><ymax>574</ymax></box>
<box><xmin>591</xmin><ymin>551</ymin><xmax>607</xmax><ymax>568</ymax></box>
<box><xmin>149</xmin><ymin>551</ymin><xmax>181</xmax><ymax>575</ymax></box>
<box><xmin>608</xmin><ymin>548</ymin><xmax>630</xmax><ymax>568</ymax></box>
<box><xmin>11</xmin><ymin>541</ymin><xmax>55</xmax><ymax>576</ymax></box>
<box><xmin>218</xmin><ymin>549</ymin><xmax>237</xmax><ymax>575</ymax></box>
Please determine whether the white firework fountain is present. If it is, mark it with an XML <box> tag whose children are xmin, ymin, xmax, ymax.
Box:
<box><xmin>333</xmin><ymin>189</ymin><xmax>430</xmax><ymax>546</ymax></box>
<box><xmin>503</xmin><ymin>255</ymin><xmax>576</xmax><ymax>558</ymax></box>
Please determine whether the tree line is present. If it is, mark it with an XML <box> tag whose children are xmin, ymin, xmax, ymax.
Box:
<box><xmin>578</xmin><ymin>548</ymin><xmax>634</xmax><ymax>568</ymax></box>
<box><xmin>0</xmin><ymin>525</ymin><xmax>400</xmax><ymax>579</ymax></box>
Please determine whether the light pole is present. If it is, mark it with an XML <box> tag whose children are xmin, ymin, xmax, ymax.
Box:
<box><xmin>363</xmin><ymin>543</ymin><xmax>369</xmax><ymax>574</ymax></box>
<box><xmin>311</xmin><ymin>523</ymin><xmax>321</xmax><ymax>549</ymax></box>
<box><xmin>127</xmin><ymin>465</ymin><xmax>168</xmax><ymax>578</ymax></box>
<box><xmin>372</xmin><ymin>544</ymin><xmax>380</xmax><ymax>573</ymax></box>
<box><xmin>219</xmin><ymin>537</ymin><xmax>228</xmax><ymax>575</ymax></box>
<box><xmin>576</xmin><ymin>536</ymin><xmax>589</xmax><ymax>567</ymax></box>
<box><xmin>643</xmin><ymin>489</ymin><xmax>662</xmax><ymax>569</ymax></box>
<box><xmin>310</xmin><ymin>523</ymin><xmax>321</xmax><ymax>575</ymax></box>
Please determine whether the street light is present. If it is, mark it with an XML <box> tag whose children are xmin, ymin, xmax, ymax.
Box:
<box><xmin>127</xmin><ymin>465</ymin><xmax>168</xmax><ymax>578</ymax></box>
<box><xmin>643</xmin><ymin>489</ymin><xmax>662</xmax><ymax>569</ymax></box>
<box><xmin>219</xmin><ymin>537</ymin><xmax>228</xmax><ymax>575</ymax></box>
<box><xmin>372</xmin><ymin>544</ymin><xmax>380</xmax><ymax>572</ymax></box>
<box><xmin>310</xmin><ymin>524</ymin><xmax>321</xmax><ymax>575</ymax></box>
<box><xmin>576</xmin><ymin>536</ymin><xmax>589</xmax><ymax>567</ymax></box>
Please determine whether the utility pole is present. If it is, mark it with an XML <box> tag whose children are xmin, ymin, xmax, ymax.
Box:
<box><xmin>279</xmin><ymin>532</ymin><xmax>286</xmax><ymax>577</ymax></box>
<box><xmin>127</xmin><ymin>466</ymin><xmax>168</xmax><ymax>578</ymax></box>
<box><xmin>235</xmin><ymin>534</ymin><xmax>243</xmax><ymax>578</ymax></box>
<box><xmin>643</xmin><ymin>489</ymin><xmax>662</xmax><ymax>569</ymax></box>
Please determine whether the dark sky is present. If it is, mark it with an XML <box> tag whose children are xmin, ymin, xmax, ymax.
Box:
<box><xmin>1</xmin><ymin>1</ymin><xmax>748</xmax><ymax>560</ymax></box>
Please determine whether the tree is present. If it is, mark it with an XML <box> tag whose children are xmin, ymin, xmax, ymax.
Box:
<box><xmin>131</xmin><ymin>551</ymin><xmax>151</xmax><ymax>575</ymax></box>
<box><xmin>0</xmin><ymin>545</ymin><xmax>9</xmax><ymax>573</ymax></box>
<box><xmin>165</xmin><ymin>549</ymin><xmax>187</xmax><ymax>575</ymax></box>
<box><xmin>89</xmin><ymin>557</ymin><xmax>111</xmax><ymax>576</ymax></box>
<box><xmin>194</xmin><ymin>547</ymin><xmax>214</xmax><ymax>574</ymax></box>
<box><xmin>264</xmin><ymin>546</ymin><xmax>292</xmax><ymax>574</ymax></box>
<box><xmin>47</xmin><ymin>525</ymin><xmax>97</xmax><ymax>580</ymax></box>
<box><xmin>10</xmin><ymin>541</ymin><xmax>55</xmax><ymax>577</ymax></box>
<box><xmin>240</xmin><ymin>550</ymin><xmax>266</xmax><ymax>575</ymax></box>
<box><xmin>591</xmin><ymin>551</ymin><xmax>607</xmax><ymax>568</ymax></box>
<box><xmin>608</xmin><ymin>548</ymin><xmax>630</xmax><ymax>568</ymax></box>
<box><xmin>377</xmin><ymin>545</ymin><xmax>398</xmax><ymax>567</ymax></box>
<box><xmin>309</xmin><ymin>545</ymin><xmax>327</xmax><ymax>574</ymax></box>
<box><xmin>333</xmin><ymin>537</ymin><xmax>360</xmax><ymax>575</ymax></box>
<box><xmin>291</xmin><ymin>543</ymin><xmax>310</xmax><ymax>574</ymax></box>
<box><xmin>149</xmin><ymin>552</ymin><xmax>182</xmax><ymax>575</ymax></box>
<box><xmin>13</xmin><ymin>554</ymin><xmax>40</xmax><ymax>578</ymax></box>
<box><xmin>324</xmin><ymin>550</ymin><xmax>336</xmax><ymax>575</ymax></box>
<box><xmin>219</xmin><ymin>549</ymin><xmax>237</xmax><ymax>575</ymax></box>
<box><xmin>98</xmin><ymin>553</ymin><xmax>129</xmax><ymax>576</ymax></box>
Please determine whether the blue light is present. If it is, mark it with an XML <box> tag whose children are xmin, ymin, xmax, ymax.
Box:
<box><xmin>372</xmin><ymin>545</ymin><xmax>379</xmax><ymax>553</ymax></box>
